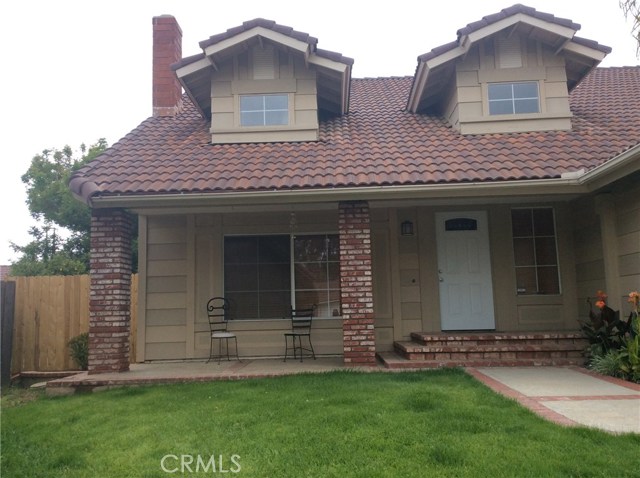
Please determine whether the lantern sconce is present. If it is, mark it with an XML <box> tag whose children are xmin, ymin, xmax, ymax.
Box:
<box><xmin>400</xmin><ymin>220</ymin><xmax>414</xmax><ymax>236</ymax></box>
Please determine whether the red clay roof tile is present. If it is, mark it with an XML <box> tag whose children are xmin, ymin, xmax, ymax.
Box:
<box><xmin>70</xmin><ymin>67</ymin><xmax>640</xmax><ymax>202</ymax></box>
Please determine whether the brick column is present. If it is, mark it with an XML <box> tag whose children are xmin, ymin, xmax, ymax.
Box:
<box><xmin>88</xmin><ymin>209</ymin><xmax>133</xmax><ymax>374</ymax></box>
<box><xmin>338</xmin><ymin>201</ymin><xmax>376</xmax><ymax>366</ymax></box>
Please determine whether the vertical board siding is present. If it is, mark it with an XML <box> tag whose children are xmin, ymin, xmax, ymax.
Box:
<box><xmin>9</xmin><ymin>274</ymin><xmax>138</xmax><ymax>373</ymax></box>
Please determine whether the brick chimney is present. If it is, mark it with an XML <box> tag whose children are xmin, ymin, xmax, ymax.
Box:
<box><xmin>152</xmin><ymin>15</ymin><xmax>182</xmax><ymax>117</ymax></box>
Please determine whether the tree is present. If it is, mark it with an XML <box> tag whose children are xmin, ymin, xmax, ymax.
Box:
<box><xmin>620</xmin><ymin>0</ymin><xmax>640</xmax><ymax>55</ymax></box>
<box><xmin>10</xmin><ymin>140</ymin><xmax>108</xmax><ymax>275</ymax></box>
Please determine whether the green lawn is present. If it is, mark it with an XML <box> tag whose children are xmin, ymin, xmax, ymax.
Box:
<box><xmin>2</xmin><ymin>369</ymin><xmax>639</xmax><ymax>477</ymax></box>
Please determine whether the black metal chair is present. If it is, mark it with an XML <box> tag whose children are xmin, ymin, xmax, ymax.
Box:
<box><xmin>206</xmin><ymin>297</ymin><xmax>239</xmax><ymax>364</ymax></box>
<box><xmin>284</xmin><ymin>307</ymin><xmax>316</xmax><ymax>362</ymax></box>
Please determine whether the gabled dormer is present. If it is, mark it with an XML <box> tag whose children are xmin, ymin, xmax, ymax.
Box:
<box><xmin>171</xmin><ymin>19</ymin><xmax>353</xmax><ymax>144</ymax></box>
<box><xmin>407</xmin><ymin>4</ymin><xmax>611</xmax><ymax>134</ymax></box>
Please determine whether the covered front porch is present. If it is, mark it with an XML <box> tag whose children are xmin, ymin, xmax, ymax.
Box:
<box><xmin>86</xmin><ymin>177</ymin><xmax>638</xmax><ymax>373</ymax></box>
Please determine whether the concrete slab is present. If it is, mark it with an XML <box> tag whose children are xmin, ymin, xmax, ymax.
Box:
<box><xmin>468</xmin><ymin>366</ymin><xmax>640</xmax><ymax>434</ymax></box>
<box><xmin>475</xmin><ymin>367</ymin><xmax>634</xmax><ymax>397</ymax></box>
<box><xmin>541</xmin><ymin>399</ymin><xmax>640</xmax><ymax>434</ymax></box>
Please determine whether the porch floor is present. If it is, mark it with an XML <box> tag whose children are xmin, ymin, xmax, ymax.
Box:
<box><xmin>46</xmin><ymin>357</ymin><xmax>353</xmax><ymax>391</ymax></box>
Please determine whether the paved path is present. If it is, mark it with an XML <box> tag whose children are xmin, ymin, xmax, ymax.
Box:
<box><xmin>467</xmin><ymin>366</ymin><xmax>640</xmax><ymax>434</ymax></box>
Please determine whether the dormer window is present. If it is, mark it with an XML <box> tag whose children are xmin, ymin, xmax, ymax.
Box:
<box><xmin>488</xmin><ymin>82</ymin><xmax>540</xmax><ymax>115</ymax></box>
<box><xmin>240</xmin><ymin>94</ymin><xmax>289</xmax><ymax>126</ymax></box>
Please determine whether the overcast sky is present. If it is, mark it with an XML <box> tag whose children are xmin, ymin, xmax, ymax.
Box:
<box><xmin>1</xmin><ymin>0</ymin><xmax>638</xmax><ymax>264</ymax></box>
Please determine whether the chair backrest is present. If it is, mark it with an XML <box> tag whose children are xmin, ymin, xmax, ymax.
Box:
<box><xmin>290</xmin><ymin>307</ymin><xmax>314</xmax><ymax>332</ymax></box>
<box><xmin>207</xmin><ymin>297</ymin><xmax>230</xmax><ymax>333</ymax></box>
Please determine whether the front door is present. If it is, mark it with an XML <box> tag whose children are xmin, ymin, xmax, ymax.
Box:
<box><xmin>435</xmin><ymin>211</ymin><xmax>495</xmax><ymax>331</ymax></box>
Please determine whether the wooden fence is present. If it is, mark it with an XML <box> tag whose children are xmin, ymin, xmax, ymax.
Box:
<box><xmin>7</xmin><ymin>274</ymin><xmax>138</xmax><ymax>374</ymax></box>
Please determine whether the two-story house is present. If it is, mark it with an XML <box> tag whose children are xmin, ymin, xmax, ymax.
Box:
<box><xmin>69</xmin><ymin>4</ymin><xmax>640</xmax><ymax>373</ymax></box>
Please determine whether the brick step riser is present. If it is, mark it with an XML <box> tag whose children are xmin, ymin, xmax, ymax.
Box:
<box><xmin>401</xmin><ymin>350</ymin><xmax>584</xmax><ymax>361</ymax></box>
<box><xmin>410</xmin><ymin>332</ymin><xmax>584</xmax><ymax>347</ymax></box>
<box><xmin>380</xmin><ymin>358</ymin><xmax>584</xmax><ymax>369</ymax></box>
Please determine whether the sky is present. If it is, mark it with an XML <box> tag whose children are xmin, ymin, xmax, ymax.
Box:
<box><xmin>1</xmin><ymin>0</ymin><xmax>638</xmax><ymax>264</ymax></box>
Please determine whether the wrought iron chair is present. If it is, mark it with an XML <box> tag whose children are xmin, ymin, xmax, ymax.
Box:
<box><xmin>206</xmin><ymin>297</ymin><xmax>239</xmax><ymax>364</ymax></box>
<box><xmin>283</xmin><ymin>307</ymin><xmax>316</xmax><ymax>362</ymax></box>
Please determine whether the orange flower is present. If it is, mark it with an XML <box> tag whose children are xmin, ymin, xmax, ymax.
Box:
<box><xmin>596</xmin><ymin>290</ymin><xmax>608</xmax><ymax>300</ymax></box>
<box><xmin>595</xmin><ymin>300</ymin><xmax>606</xmax><ymax>309</ymax></box>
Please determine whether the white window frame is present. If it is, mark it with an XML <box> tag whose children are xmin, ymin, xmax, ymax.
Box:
<box><xmin>239</xmin><ymin>94</ymin><xmax>289</xmax><ymax>127</ymax></box>
<box><xmin>488</xmin><ymin>81</ymin><xmax>540</xmax><ymax>116</ymax></box>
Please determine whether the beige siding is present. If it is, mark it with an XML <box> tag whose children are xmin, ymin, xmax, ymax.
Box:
<box><xmin>210</xmin><ymin>52</ymin><xmax>319</xmax><ymax>144</ymax></box>
<box><xmin>615</xmin><ymin>180</ymin><xmax>640</xmax><ymax>316</ymax></box>
<box><xmin>144</xmin><ymin>215</ymin><xmax>188</xmax><ymax>360</ymax></box>
<box><xmin>450</xmin><ymin>34</ymin><xmax>572</xmax><ymax>134</ymax></box>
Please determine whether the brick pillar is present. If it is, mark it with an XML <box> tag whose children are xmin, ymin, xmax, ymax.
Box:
<box><xmin>339</xmin><ymin>201</ymin><xmax>376</xmax><ymax>366</ymax></box>
<box><xmin>88</xmin><ymin>209</ymin><xmax>133</xmax><ymax>374</ymax></box>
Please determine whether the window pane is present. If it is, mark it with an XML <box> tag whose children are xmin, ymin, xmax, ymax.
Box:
<box><xmin>224</xmin><ymin>235</ymin><xmax>291</xmax><ymax>319</ymax></box>
<box><xmin>224</xmin><ymin>263</ymin><xmax>258</xmax><ymax>291</ymax></box>
<box><xmin>240</xmin><ymin>95</ymin><xmax>263</xmax><ymax>111</ymax></box>
<box><xmin>258</xmin><ymin>235</ymin><xmax>290</xmax><ymax>263</ymax></box>
<box><xmin>240</xmin><ymin>111</ymin><xmax>264</xmax><ymax>126</ymax></box>
<box><xmin>488</xmin><ymin>83</ymin><xmax>513</xmax><ymax>100</ymax></box>
<box><xmin>259</xmin><ymin>263</ymin><xmax>290</xmax><ymax>291</ymax></box>
<box><xmin>513</xmin><ymin>238</ymin><xmax>535</xmax><ymax>266</ymax></box>
<box><xmin>226</xmin><ymin>292</ymin><xmax>258</xmax><ymax>319</ymax></box>
<box><xmin>537</xmin><ymin>266</ymin><xmax>560</xmax><ymax>294</ymax></box>
<box><xmin>328</xmin><ymin>262</ymin><xmax>340</xmax><ymax>289</ymax></box>
<box><xmin>514</xmin><ymin>98</ymin><xmax>539</xmax><ymax>114</ymax></box>
<box><xmin>511</xmin><ymin>209</ymin><xmax>533</xmax><ymax>236</ymax></box>
<box><xmin>295</xmin><ymin>263</ymin><xmax>328</xmax><ymax>290</ymax></box>
<box><xmin>265</xmin><ymin>110</ymin><xmax>288</xmax><ymax>125</ymax></box>
<box><xmin>489</xmin><ymin>100</ymin><xmax>514</xmax><ymax>115</ymax></box>
<box><xmin>511</xmin><ymin>208</ymin><xmax>560</xmax><ymax>295</ymax></box>
<box><xmin>259</xmin><ymin>291</ymin><xmax>290</xmax><ymax>319</ymax></box>
<box><xmin>328</xmin><ymin>290</ymin><xmax>341</xmax><ymax>317</ymax></box>
<box><xmin>513</xmin><ymin>82</ymin><xmax>538</xmax><ymax>98</ymax></box>
<box><xmin>328</xmin><ymin>235</ymin><xmax>340</xmax><ymax>260</ymax></box>
<box><xmin>294</xmin><ymin>235</ymin><xmax>327</xmax><ymax>262</ymax></box>
<box><xmin>535</xmin><ymin>237</ymin><xmax>558</xmax><ymax>265</ymax></box>
<box><xmin>515</xmin><ymin>267</ymin><xmax>537</xmax><ymax>294</ymax></box>
<box><xmin>225</xmin><ymin>236</ymin><xmax>257</xmax><ymax>263</ymax></box>
<box><xmin>295</xmin><ymin>290</ymin><xmax>324</xmax><ymax>311</ymax></box>
<box><xmin>264</xmin><ymin>95</ymin><xmax>288</xmax><ymax>109</ymax></box>
<box><xmin>533</xmin><ymin>209</ymin><xmax>555</xmax><ymax>236</ymax></box>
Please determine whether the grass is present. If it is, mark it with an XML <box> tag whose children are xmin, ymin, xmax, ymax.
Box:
<box><xmin>2</xmin><ymin>369</ymin><xmax>639</xmax><ymax>477</ymax></box>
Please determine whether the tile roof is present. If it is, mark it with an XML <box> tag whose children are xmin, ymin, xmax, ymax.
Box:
<box><xmin>70</xmin><ymin>67</ymin><xmax>640</xmax><ymax>203</ymax></box>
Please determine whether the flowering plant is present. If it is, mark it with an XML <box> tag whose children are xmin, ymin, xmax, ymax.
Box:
<box><xmin>585</xmin><ymin>290</ymin><xmax>640</xmax><ymax>383</ymax></box>
<box><xmin>580</xmin><ymin>290</ymin><xmax>628</xmax><ymax>357</ymax></box>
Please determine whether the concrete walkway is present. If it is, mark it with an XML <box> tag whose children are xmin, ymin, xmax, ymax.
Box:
<box><xmin>467</xmin><ymin>366</ymin><xmax>640</xmax><ymax>434</ymax></box>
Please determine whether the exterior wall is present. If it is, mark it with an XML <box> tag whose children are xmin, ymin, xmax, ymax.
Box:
<box><xmin>210</xmin><ymin>49</ymin><xmax>319</xmax><ymax>144</ymax></box>
<box><xmin>446</xmin><ymin>33</ymin><xmax>572</xmax><ymax>134</ymax></box>
<box><xmin>140</xmin><ymin>209</ymin><xmax>344</xmax><ymax>361</ymax></box>
<box><xmin>615</xmin><ymin>180</ymin><xmax>640</xmax><ymax>316</ymax></box>
<box><xmin>571</xmin><ymin>176</ymin><xmax>640</xmax><ymax>318</ymax></box>
<box><xmin>141</xmin><ymin>215</ymin><xmax>189</xmax><ymax>360</ymax></box>
<box><xmin>138</xmin><ymin>197</ymin><xmax>600</xmax><ymax>361</ymax></box>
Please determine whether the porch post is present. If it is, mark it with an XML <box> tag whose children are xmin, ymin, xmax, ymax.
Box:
<box><xmin>88</xmin><ymin>208</ymin><xmax>133</xmax><ymax>374</ymax></box>
<box><xmin>338</xmin><ymin>201</ymin><xmax>376</xmax><ymax>366</ymax></box>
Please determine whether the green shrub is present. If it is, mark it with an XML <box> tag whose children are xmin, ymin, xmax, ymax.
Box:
<box><xmin>68</xmin><ymin>332</ymin><xmax>88</xmax><ymax>370</ymax></box>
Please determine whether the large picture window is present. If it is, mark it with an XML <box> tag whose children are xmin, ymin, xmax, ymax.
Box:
<box><xmin>488</xmin><ymin>82</ymin><xmax>539</xmax><ymax>115</ymax></box>
<box><xmin>239</xmin><ymin>94</ymin><xmax>288</xmax><ymax>126</ymax></box>
<box><xmin>511</xmin><ymin>208</ymin><xmax>560</xmax><ymax>295</ymax></box>
<box><xmin>224</xmin><ymin>234</ymin><xmax>340</xmax><ymax>319</ymax></box>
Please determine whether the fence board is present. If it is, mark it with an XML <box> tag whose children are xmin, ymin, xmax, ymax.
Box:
<box><xmin>9</xmin><ymin>274</ymin><xmax>139</xmax><ymax>373</ymax></box>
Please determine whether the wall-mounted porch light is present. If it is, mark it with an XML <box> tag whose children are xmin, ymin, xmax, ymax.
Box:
<box><xmin>400</xmin><ymin>220</ymin><xmax>414</xmax><ymax>236</ymax></box>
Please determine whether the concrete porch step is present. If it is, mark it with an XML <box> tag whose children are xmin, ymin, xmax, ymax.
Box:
<box><xmin>377</xmin><ymin>352</ymin><xmax>584</xmax><ymax>370</ymax></box>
